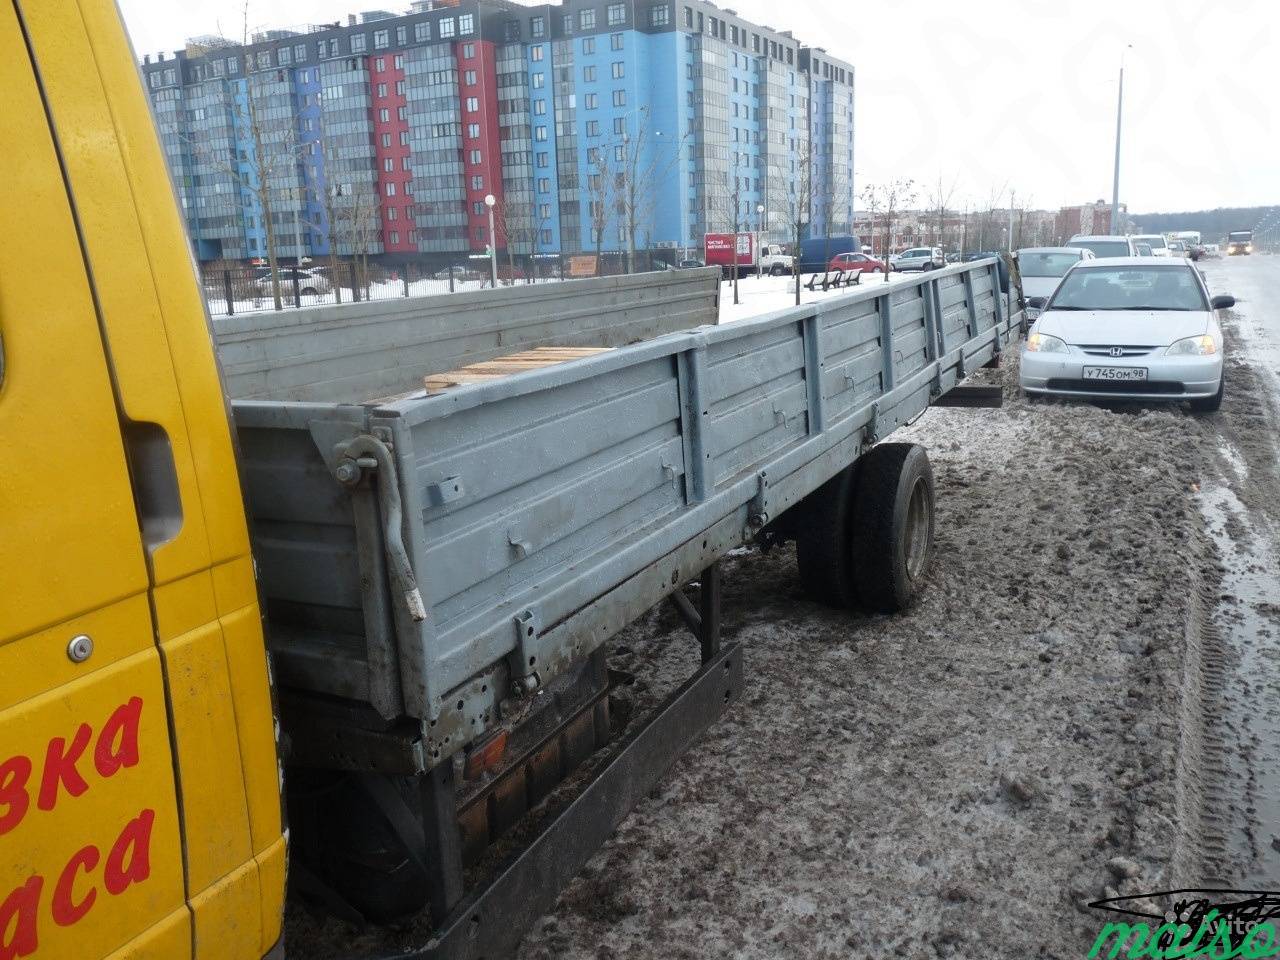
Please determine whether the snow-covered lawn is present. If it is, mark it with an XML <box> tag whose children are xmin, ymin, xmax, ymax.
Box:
<box><xmin>717</xmin><ymin>270</ymin><xmax>917</xmax><ymax>324</ymax></box>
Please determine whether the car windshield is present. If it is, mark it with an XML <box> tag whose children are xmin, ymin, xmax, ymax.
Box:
<box><xmin>1229</xmin><ymin>232</ymin><xmax>1251</xmax><ymax>242</ymax></box>
<box><xmin>1048</xmin><ymin>266</ymin><xmax>1208</xmax><ymax>312</ymax></box>
<box><xmin>1018</xmin><ymin>252</ymin><xmax>1080</xmax><ymax>278</ymax></box>
<box><xmin>1135</xmin><ymin>236</ymin><xmax>1167</xmax><ymax>249</ymax></box>
<box><xmin>1068</xmin><ymin>239</ymin><xmax>1130</xmax><ymax>257</ymax></box>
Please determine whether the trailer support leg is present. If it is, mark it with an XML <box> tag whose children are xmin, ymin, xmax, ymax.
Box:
<box><xmin>667</xmin><ymin>561</ymin><xmax>722</xmax><ymax>664</ymax></box>
<box><xmin>420</xmin><ymin>761</ymin><xmax>465</xmax><ymax>925</ymax></box>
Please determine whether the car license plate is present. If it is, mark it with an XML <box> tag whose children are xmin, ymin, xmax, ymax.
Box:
<box><xmin>1082</xmin><ymin>366</ymin><xmax>1148</xmax><ymax>381</ymax></box>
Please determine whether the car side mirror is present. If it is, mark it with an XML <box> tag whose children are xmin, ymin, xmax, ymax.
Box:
<box><xmin>1211</xmin><ymin>295</ymin><xmax>1235</xmax><ymax>310</ymax></box>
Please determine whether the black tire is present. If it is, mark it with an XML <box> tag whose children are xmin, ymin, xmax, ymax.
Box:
<box><xmin>771</xmin><ymin>264</ymin><xmax>785</xmax><ymax>276</ymax></box>
<box><xmin>795</xmin><ymin>464</ymin><xmax>862</xmax><ymax>608</ymax></box>
<box><xmin>300</xmin><ymin>286</ymin><xmax>318</xmax><ymax>296</ymax></box>
<box><xmin>850</xmin><ymin>442</ymin><xmax>936</xmax><ymax>613</ymax></box>
<box><xmin>1189</xmin><ymin>373</ymin><xmax>1224</xmax><ymax>413</ymax></box>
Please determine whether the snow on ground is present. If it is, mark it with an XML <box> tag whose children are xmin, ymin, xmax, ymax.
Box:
<box><xmin>717</xmin><ymin>270</ymin><xmax>916</xmax><ymax>323</ymax></box>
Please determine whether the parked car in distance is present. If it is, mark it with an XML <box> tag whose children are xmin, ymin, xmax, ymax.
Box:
<box><xmin>799</xmin><ymin>234</ymin><xmax>860</xmax><ymax>273</ymax></box>
<box><xmin>827</xmin><ymin>252</ymin><xmax>886</xmax><ymax>274</ymax></box>
<box><xmin>1134</xmin><ymin>242</ymin><xmax>1153</xmax><ymax>257</ymax></box>
<box><xmin>1203</xmin><ymin>243</ymin><xmax>1221</xmax><ymax>257</ymax></box>
<box><xmin>1167</xmin><ymin>240</ymin><xmax>1188</xmax><ymax>258</ymax></box>
<box><xmin>432</xmin><ymin>265</ymin><xmax>480</xmax><ymax>281</ymax></box>
<box><xmin>1020</xmin><ymin>258</ymin><xmax>1232</xmax><ymax>412</ymax></box>
<box><xmin>676</xmin><ymin>258</ymin><xmax>706</xmax><ymax>269</ymax></box>
<box><xmin>253</xmin><ymin>266</ymin><xmax>332</xmax><ymax>296</ymax></box>
<box><xmin>1064</xmin><ymin>235</ymin><xmax>1138</xmax><ymax>258</ymax></box>
<box><xmin>1013</xmin><ymin>247</ymin><xmax>1096</xmax><ymax>321</ymax></box>
<box><xmin>890</xmin><ymin>246</ymin><xmax>945</xmax><ymax>271</ymax></box>
<box><xmin>1129</xmin><ymin>234</ymin><xmax>1171</xmax><ymax>257</ymax></box>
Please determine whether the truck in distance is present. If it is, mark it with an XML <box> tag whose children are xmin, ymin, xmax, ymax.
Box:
<box><xmin>704</xmin><ymin>231</ymin><xmax>794</xmax><ymax>277</ymax></box>
<box><xmin>1228</xmin><ymin>231</ymin><xmax>1253</xmax><ymax>255</ymax></box>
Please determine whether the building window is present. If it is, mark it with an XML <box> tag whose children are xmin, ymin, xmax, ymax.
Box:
<box><xmin>397</xmin><ymin>80</ymin><xmax>406</xmax><ymax>95</ymax></box>
<box><xmin>394</xmin><ymin>54</ymin><xmax>403</xmax><ymax>69</ymax></box>
<box><xmin>387</xmin><ymin>206</ymin><xmax>398</xmax><ymax>221</ymax></box>
<box><xmin>611</xmin><ymin>61</ymin><xmax>624</xmax><ymax>79</ymax></box>
<box><xmin>684</xmin><ymin>6</ymin><xmax>693</xmax><ymax>27</ymax></box>
<box><xmin>390</xmin><ymin>231</ymin><xmax>399</xmax><ymax>244</ymax></box>
<box><xmin>537</xmin><ymin>177</ymin><xmax>551</xmax><ymax>192</ymax></box>
<box><xmin>607</xmin><ymin>3</ymin><xmax>626</xmax><ymax>25</ymax></box>
<box><xmin>535</xmin><ymin>126</ymin><xmax>548</xmax><ymax>141</ymax></box>
<box><xmin>375</xmin><ymin>57</ymin><xmax>386</xmax><ymax>72</ymax></box>
<box><xmin>613</xmin><ymin>116</ymin><xmax>625</xmax><ymax>135</ymax></box>
<box><xmin>473</xmin><ymin>201</ymin><xmax>485</xmax><ymax>215</ymax></box>
<box><xmin>398</xmin><ymin>106</ymin><xmax>407</xmax><ymax>120</ymax></box>
<box><xmin>468</xmin><ymin>122</ymin><xmax>481</xmax><ymax>137</ymax></box>
<box><xmin>533</xmin><ymin>99</ymin><xmax>547</xmax><ymax>115</ymax></box>
<box><xmin>381</xmin><ymin>132</ymin><xmax>392</xmax><ymax>147</ymax></box>
<box><xmin>532</xmin><ymin>16</ymin><xmax>546</xmax><ymax>37</ymax></box>
<box><xmin>374</xmin><ymin>29</ymin><xmax>389</xmax><ymax>49</ymax></box>
<box><xmin>651</xmin><ymin>4</ymin><xmax>670</xmax><ymax>27</ymax></box>
<box><xmin>586</xmin><ymin>147</ymin><xmax>599</xmax><ymax>164</ymax></box>
<box><xmin>462</xmin><ymin>42</ymin><xmax>475</xmax><ymax>59</ymax></box>
<box><xmin>470</xmin><ymin>149</ymin><xmax>482</xmax><ymax>164</ymax></box>
<box><xmin>397</xmin><ymin>25</ymin><xmax>407</xmax><ymax>45</ymax></box>
<box><xmin>585</xmin><ymin>119</ymin><xmax>599</xmax><ymax>136</ymax></box>
<box><xmin>563</xmin><ymin>13</ymin><xmax>574</xmax><ymax>33</ymax></box>
<box><xmin>536</xmin><ymin>152</ymin><xmax>549</xmax><ymax>168</ymax></box>
<box><xmin>351</xmin><ymin>34</ymin><xmax>367</xmax><ymax>53</ymax></box>
<box><xmin>295</xmin><ymin>43</ymin><xmax>307</xmax><ymax>62</ymax></box>
<box><xmin>415</xmin><ymin>21</ymin><xmax>431</xmax><ymax>42</ymax></box>
<box><xmin>278</xmin><ymin>46</ymin><xmax>293</xmax><ymax>65</ymax></box>
<box><xmin>439</xmin><ymin>17</ymin><xmax>456</xmax><ymax>38</ymax></box>
<box><xmin>377</xmin><ymin>82</ymin><xmax>388</xmax><ymax>97</ymax></box>
<box><xmin>531</xmin><ymin>45</ymin><xmax>544</xmax><ymax>61</ymax></box>
<box><xmin>459</xmin><ymin>14</ymin><xmax>474</xmax><ymax>34</ymax></box>
<box><xmin>383</xmin><ymin>157</ymin><xmax>394</xmax><ymax>172</ymax></box>
<box><xmin>471</xmin><ymin>175</ymin><xmax>484</xmax><ymax>189</ymax></box>
<box><xmin>532</xmin><ymin>72</ymin><xmax>545</xmax><ymax>88</ymax></box>
<box><xmin>583</xmin><ymin>65</ymin><xmax>596</xmax><ymax>82</ymax></box>
<box><xmin>504</xmin><ymin>19</ymin><xmax>520</xmax><ymax>42</ymax></box>
<box><xmin>611</xmin><ymin>33</ymin><xmax>623</xmax><ymax>50</ymax></box>
<box><xmin>386</xmin><ymin>182</ymin><xmax>397</xmax><ymax>196</ymax></box>
<box><xmin>329</xmin><ymin>38</ymin><xmax>339</xmax><ymax>57</ymax></box>
<box><xmin>584</xmin><ymin>92</ymin><xmax>598</xmax><ymax>109</ymax></box>
<box><xmin>465</xmin><ymin>70</ymin><xmax>477</xmax><ymax>85</ymax></box>
<box><xmin>379</xmin><ymin>108</ymin><xmax>390</xmax><ymax>121</ymax></box>
<box><xmin>583</xmin><ymin>37</ymin><xmax>595</xmax><ymax>54</ymax></box>
<box><xmin>466</xmin><ymin>97</ymin><xmax>479</xmax><ymax>112</ymax></box>
<box><xmin>612</xmin><ymin>89</ymin><xmax>626</xmax><ymax>106</ymax></box>
<box><xmin>614</xmin><ymin>144</ymin><xmax>624</xmax><ymax>161</ymax></box>
<box><xmin>580</xmin><ymin>9</ymin><xmax>596</xmax><ymax>29</ymax></box>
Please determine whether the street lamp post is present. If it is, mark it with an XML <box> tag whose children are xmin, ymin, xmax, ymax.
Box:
<box><xmin>484</xmin><ymin>193</ymin><xmax>497</xmax><ymax>287</ymax></box>
<box><xmin>756</xmin><ymin>203</ymin><xmax>765</xmax><ymax>280</ymax></box>
<box><xmin>1111</xmin><ymin>44</ymin><xmax>1132</xmax><ymax>236</ymax></box>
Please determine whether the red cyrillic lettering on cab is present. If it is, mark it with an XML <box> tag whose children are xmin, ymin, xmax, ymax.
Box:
<box><xmin>51</xmin><ymin>845</ymin><xmax>99</xmax><ymax>927</ymax></box>
<box><xmin>0</xmin><ymin>875</ymin><xmax>42</xmax><ymax>960</ymax></box>
<box><xmin>103</xmin><ymin>808</ymin><xmax>154</xmax><ymax>896</ymax></box>
<box><xmin>0</xmin><ymin>757</ymin><xmax>32</xmax><ymax>838</ymax></box>
<box><xmin>36</xmin><ymin>724</ymin><xmax>91</xmax><ymax>812</ymax></box>
<box><xmin>94</xmin><ymin>697</ymin><xmax>143</xmax><ymax>778</ymax></box>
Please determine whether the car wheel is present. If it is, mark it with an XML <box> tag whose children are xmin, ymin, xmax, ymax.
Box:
<box><xmin>771</xmin><ymin>264</ymin><xmax>784</xmax><ymax>276</ymax></box>
<box><xmin>850</xmin><ymin>443</ymin><xmax>936</xmax><ymax>613</ymax></box>
<box><xmin>300</xmin><ymin>287</ymin><xmax>318</xmax><ymax>296</ymax></box>
<box><xmin>1189</xmin><ymin>374</ymin><xmax>1224</xmax><ymax>413</ymax></box>
<box><xmin>874</xmin><ymin>267</ymin><xmax>885</xmax><ymax>274</ymax></box>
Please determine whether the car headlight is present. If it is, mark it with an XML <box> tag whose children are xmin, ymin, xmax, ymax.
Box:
<box><xmin>1025</xmin><ymin>332</ymin><xmax>1068</xmax><ymax>353</ymax></box>
<box><xmin>1165</xmin><ymin>335</ymin><xmax>1217</xmax><ymax>356</ymax></box>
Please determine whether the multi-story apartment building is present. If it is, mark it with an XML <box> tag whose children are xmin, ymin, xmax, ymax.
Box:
<box><xmin>140</xmin><ymin>0</ymin><xmax>855</xmax><ymax>263</ymax></box>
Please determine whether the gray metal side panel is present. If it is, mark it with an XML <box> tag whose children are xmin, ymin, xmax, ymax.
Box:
<box><xmin>215</xmin><ymin>268</ymin><xmax>720</xmax><ymax>403</ymax></box>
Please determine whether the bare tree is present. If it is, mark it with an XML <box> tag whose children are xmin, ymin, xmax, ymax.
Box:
<box><xmin>612</xmin><ymin>108</ymin><xmax>689</xmax><ymax>275</ymax></box>
<box><xmin>332</xmin><ymin>185</ymin><xmax>381</xmax><ymax>297</ymax></box>
<box><xmin>584</xmin><ymin>146</ymin><xmax>613</xmax><ymax>273</ymax></box>
<box><xmin>706</xmin><ymin>162</ymin><xmax>749</xmax><ymax>304</ymax></box>
<box><xmin>925</xmin><ymin>173</ymin><xmax>959</xmax><ymax>250</ymax></box>
<box><xmin>769</xmin><ymin>136</ymin><xmax>812</xmax><ymax>305</ymax></box>
<box><xmin>862</xmin><ymin>178</ymin><xmax>917</xmax><ymax>282</ymax></box>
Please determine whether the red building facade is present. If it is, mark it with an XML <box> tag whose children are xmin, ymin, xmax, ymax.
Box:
<box><xmin>368</xmin><ymin>51</ymin><xmax>417</xmax><ymax>254</ymax></box>
<box><xmin>457</xmin><ymin>39</ymin><xmax>505</xmax><ymax>252</ymax></box>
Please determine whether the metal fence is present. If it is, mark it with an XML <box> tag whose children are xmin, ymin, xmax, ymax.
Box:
<box><xmin>199</xmin><ymin>252</ymin><xmax>678</xmax><ymax>316</ymax></box>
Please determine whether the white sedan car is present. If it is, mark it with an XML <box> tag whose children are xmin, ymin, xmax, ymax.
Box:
<box><xmin>1019</xmin><ymin>258</ymin><xmax>1233</xmax><ymax>412</ymax></box>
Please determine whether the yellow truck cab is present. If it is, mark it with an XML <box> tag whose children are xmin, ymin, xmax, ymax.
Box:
<box><xmin>0</xmin><ymin>2</ymin><xmax>285</xmax><ymax>957</ymax></box>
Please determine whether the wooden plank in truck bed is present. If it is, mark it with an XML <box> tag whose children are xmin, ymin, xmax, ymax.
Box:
<box><xmin>423</xmin><ymin>346</ymin><xmax>612</xmax><ymax>393</ymax></box>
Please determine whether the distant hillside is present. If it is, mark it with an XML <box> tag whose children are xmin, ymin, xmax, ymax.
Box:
<box><xmin>1129</xmin><ymin>206</ymin><xmax>1277</xmax><ymax>240</ymax></box>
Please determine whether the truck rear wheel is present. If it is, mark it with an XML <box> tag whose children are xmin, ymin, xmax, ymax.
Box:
<box><xmin>851</xmin><ymin>443</ymin><xmax>935</xmax><ymax>613</ymax></box>
<box><xmin>794</xmin><ymin>443</ymin><xmax>935</xmax><ymax>613</ymax></box>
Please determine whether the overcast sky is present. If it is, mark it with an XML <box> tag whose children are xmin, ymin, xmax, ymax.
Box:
<box><xmin>118</xmin><ymin>0</ymin><xmax>1279</xmax><ymax>214</ymax></box>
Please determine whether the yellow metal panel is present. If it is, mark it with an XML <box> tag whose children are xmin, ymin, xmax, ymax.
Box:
<box><xmin>0</xmin><ymin>650</ymin><xmax>189</xmax><ymax>960</ymax></box>
<box><xmin>215</xmin><ymin>593</ymin><xmax>285</xmax><ymax>854</ymax></box>
<box><xmin>105</xmin><ymin>905</ymin><xmax>191</xmax><ymax>960</ymax></box>
<box><xmin>152</xmin><ymin>590</ymin><xmax>254</xmax><ymax>896</ymax></box>
<box><xmin>18</xmin><ymin>0</ymin><xmax>214</xmax><ymax>592</ymax></box>
<box><xmin>254</xmin><ymin>837</ymin><xmax>288</xmax><ymax>955</ymax></box>
<box><xmin>188</xmin><ymin>858</ymin><xmax>263</xmax><ymax>960</ymax></box>
<box><xmin>0</xmin><ymin>5</ymin><xmax>147</xmax><ymax>647</ymax></box>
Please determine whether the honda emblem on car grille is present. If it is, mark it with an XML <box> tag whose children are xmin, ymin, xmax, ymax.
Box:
<box><xmin>1109</xmin><ymin>346</ymin><xmax>1125</xmax><ymax>357</ymax></box>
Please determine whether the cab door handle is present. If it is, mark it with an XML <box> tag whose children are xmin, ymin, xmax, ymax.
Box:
<box><xmin>122</xmin><ymin>421</ymin><xmax>183</xmax><ymax>550</ymax></box>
